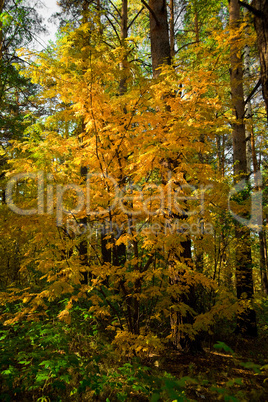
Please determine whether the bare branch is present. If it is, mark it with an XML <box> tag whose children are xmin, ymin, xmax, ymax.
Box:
<box><xmin>108</xmin><ymin>0</ymin><xmax>121</xmax><ymax>17</ymax></box>
<box><xmin>141</xmin><ymin>0</ymin><xmax>159</xmax><ymax>25</ymax></box>
<box><xmin>245</xmin><ymin>78</ymin><xmax>262</xmax><ymax>105</ymax></box>
<box><xmin>128</xmin><ymin>6</ymin><xmax>144</xmax><ymax>30</ymax></box>
<box><xmin>104</xmin><ymin>14</ymin><xmax>120</xmax><ymax>42</ymax></box>
<box><xmin>175</xmin><ymin>41</ymin><xmax>199</xmax><ymax>54</ymax></box>
<box><xmin>238</xmin><ymin>1</ymin><xmax>263</xmax><ymax>18</ymax></box>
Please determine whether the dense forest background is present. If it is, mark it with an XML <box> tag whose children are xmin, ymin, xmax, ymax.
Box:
<box><xmin>0</xmin><ymin>0</ymin><xmax>268</xmax><ymax>400</ymax></box>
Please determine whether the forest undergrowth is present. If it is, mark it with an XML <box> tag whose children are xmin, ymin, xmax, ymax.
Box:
<box><xmin>1</xmin><ymin>297</ymin><xmax>267</xmax><ymax>402</ymax></box>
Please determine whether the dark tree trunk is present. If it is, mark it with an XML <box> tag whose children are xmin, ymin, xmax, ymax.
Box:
<box><xmin>100</xmin><ymin>1</ymin><xmax>127</xmax><ymax>269</ymax></box>
<box><xmin>119</xmin><ymin>0</ymin><xmax>128</xmax><ymax>94</ymax></box>
<box><xmin>0</xmin><ymin>0</ymin><xmax>3</xmax><ymax>61</ymax></box>
<box><xmin>229</xmin><ymin>0</ymin><xmax>257</xmax><ymax>337</ymax></box>
<box><xmin>259</xmin><ymin>230</ymin><xmax>268</xmax><ymax>294</ymax></box>
<box><xmin>148</xmin><ymin>0</ymin><xmax>171</xmax><ymax>77</ymax></box>
<box><xmin>78</xmin><ymin>1</ymin><xmax>90</xmax><ymax>285</ymax></box>
<box><xmin>252</xmin><ymin>0</ymin><xmax>268</xmax><ymax>120</ymax></box>
<box><xmin>79</xmin><ymin>165</ymin><xmax>89</xmax><ymax>285</ymax></box>
<box><xmin>169</xmin><ymin>0</ymin><xmax>175</xmax><ymax>58</ymax></box>
<box><xmin>114</xmin><ymin>0</ymin><xmax>127</xmax><ymax>264</ymax></box>
<box><xmin>170</xmin><ymin>242</ymin><xmax>203</xmax><ymax>353</ymax></box>
<box><xmin>147</xmin><ymin>0</ymin><xmax>202</xmax><ymax>351</ymax></box>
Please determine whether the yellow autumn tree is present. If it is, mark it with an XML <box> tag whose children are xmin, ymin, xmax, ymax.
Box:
<box><xmin>0</xmin><ymin>9</ymin><xmax>252</xmax><ymax>354</ymax></box>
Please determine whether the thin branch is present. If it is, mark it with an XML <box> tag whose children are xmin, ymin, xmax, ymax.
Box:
<box><xmin>101</xmin><ymin>39</ymin><xmax>115</xmax><ymax>49</ymax></box>
<box><xmin>245</xmin><ymin>78</ymin><xmax>261</xmax><ymax>105</ymax></box>
<box><xmin>129</xmin><ymin>58</ymin><xmax>151</xmax><ymax>67</ymax></box>
<box><xmin>105</xmin><ymin>9</ymin><xmax>120</xmax><ymax>26</ymax></box>
<box><xmin>142</xmin><ymin>254</ymin><xmax>154</xmax><ymax>272</ymax></box>
<box><xmin>128</xmin><ymin>6</ymin><xmax>144</xmax><ymax>30</ymax></box>
<box><xmin>238</xmin><ymin>1</ymin><xmax>263</xmax><ymax>18</ymax></box>
<box><xmin>175</xmin><ymin>41</ymin><xmax>199</xmax><ymax>54</ymax></box>
<box><xmin>94</xmin><ymin>2</ymin><xmax>120</xmax><ymax>25</ymax></box>
<box><xmin>108</xmin><ymin>0</ymin><xmax>121</xmax><ymax>18</ymax></box>
<box><xmin>104</xmin><ymin>14</ymin><xmax>120</xmax><ymax>42</ymax></box>
<box><xmin>141</xmin><ymin>0</ymin><xmax>159</xmax><ymax>25</ymax></box>
<box><xmin>174</xmin><ymin>4</ymin><xmax>187</xmax><ymax>26</ymax></box>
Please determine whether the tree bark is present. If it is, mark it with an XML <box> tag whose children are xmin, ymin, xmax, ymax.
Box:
<box><xmin>148</xmin><ymin>0</ymin><xmax>171</xmax><ymax>77</ymax></box>
<box><xmin>119</xmin><ymin>0</ymin><xmax>128</xmax><ymax>94</ymax></box>
<box><xmin>169</xmin><ymin>0</ymin><xmax>175</xmax><ymax>58</ymax></box>
<box><xmin>114</xmin><ymin>0</ymin><xmax>127</xmax><ymax>265</ymax></box>
<box><xmin>147</xmin><ymin>0</ymin><xmax>202</xmax><ymax>351</ymax></box>
<box><xmin>244</xmin><ymin>13</ymin><xmax>268</xmax><ymax>295</ymax></box>
<box><xmin>259</xmin><ymin>230</ymin><xmax>268</xmax><ymax>294</ymax></box>
<box><xmin>0</xmin><ymin>0</ymin><xmax>4</xmax><ymax>62</ymax></box>
<box><xmin>79</xmin><ymin>0</ymin><xmax>90</xmax><ymax>284</ymax></box>
<box><xmin>252</xmin><ymin>0</ymin><xmax>268</xmax><ymax>120</ymax></box>
<box><xmin>193</xmin><ymin>0</ymin><xmax>199</xmax><ymax>44</ymax></box>
<box><xmin>229</xmin><ymin>0</ymin><xmax>257</xmax><ymax>337</ymax></box>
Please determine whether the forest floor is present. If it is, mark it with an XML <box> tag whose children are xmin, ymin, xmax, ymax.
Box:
<box><xmin>157</xmin><ymin>336</ymin><xmax>268</xmax><ymax>401</ymax></box>
<box><xmin>1</xmin><ymin>309</ymin><xmax>268</xmax><ymax>401</ymax></box>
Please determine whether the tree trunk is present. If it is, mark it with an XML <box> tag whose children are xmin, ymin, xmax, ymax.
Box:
<box><xmin>78</xmin><ymin>164</ymin><xmax>89</xmax><ymax>284</ymax></box>
<box><xmin>252</xmin><ymin>0</ymin><xmax>268</xmax><ymax>120</ymax></box>
<box><xmin>0</xmin><ymin>0</ymin><xmax>5</xmax><ymax>203</ymax></box>
<box><xmin>114</xmin><ymin>0</ymin><xmax>127</xmax><ymax>265</ymax></box>
<box><xmin>244</xmin><ymin>31</ymin><xmax>252</xmax><ymax>174</ymax></box>
<box><xmin>229</xmin><ymin>0</ymin><xmax>257</xmax><ymax>337</ymax></box>
<box><xmin>243</xmin><ymin>6</ymin><xmax>268</xmax><ymax>295</ymax></box>
<box><xmin>0</xmin><ymin>0</ymin><xmax>4</xmax><ymax>62</ymax></box>
<box><xmin>147</xmin><ymin>0</ymin><xmax>202</xmax><ymax>352</ymax></box>
<box><xmin>99</xmin><ymin>1</ymin><xmax>127</xmax><ymax>269</ymax></box>
<box><xmin>79</xmin><ymin>1</ymin><xmax>90</xmax><ymax>284</ymax></box>
<box><xmin>193</xmin><ymin>0</ymin><xmax>199</xmax><ymax>44</ymax></box>
<box><xmin>259</xmin><ymin>230</ymin><xmax>268</xmax><ymax>294</ymax></box>
<box><xmin>148</xmin><ymin>0</ymin><xmax>171</xmax><ymax>77</ymax></box>
<box><xmin>169</xmin><ymin>0</ymin><xmax>175</xmax><ymax>58</ymax></box>
<box><xmin>119</xmin><ymin>0</ymin><xmax>128</xmax><ymax>94</ymax></box>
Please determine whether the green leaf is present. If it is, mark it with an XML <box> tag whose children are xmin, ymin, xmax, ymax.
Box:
<box><xmin>226</xmin><ymin>378</ymin><xmax>243</xmax><ymax>387</ymax></box>
<box><xmin>39</xmin><ymin>361</ymin><xmax>51</xmax><ymax>369</ymax></box>
<box><xmin>18</xmin><ymin>360</ymin><xmax>32</xmax><ymax>365</ymax></box>
<box><xmin>240</xmin><ymin>362</ymin><xmax>261</xmax><ymax>374</ymax></box>
<box><xmin>151</xmin><ymin>394</ymin><xmax>160</xmax><ymax>402</ymax></box>
<box><xmin>1</xmin><ymin>369</ymin><xmax>12</xmax><ymax>375</ymax></box>
<box><xmin>214</xmin><ymin>341</ymin><xmax>234</xmax><ymax>355</ymax></box>
<box><xmin>35</xmin><ymin>372</ymin><xmax>50</xmax><ymax>383</ymax></box>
